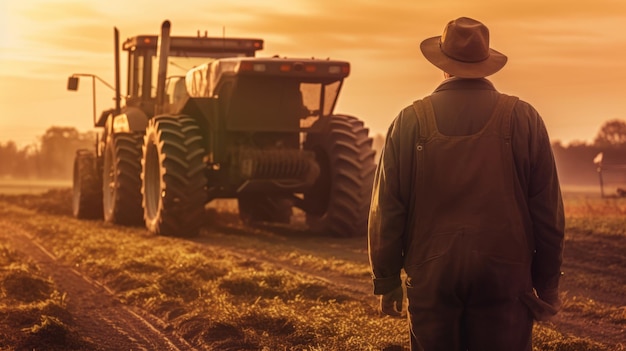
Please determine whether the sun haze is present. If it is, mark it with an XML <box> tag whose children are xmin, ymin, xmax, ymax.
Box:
<box><xmin>1</xmin><ymin>0</ymin><xmax>625</xmax><ymax>146</ymax></box>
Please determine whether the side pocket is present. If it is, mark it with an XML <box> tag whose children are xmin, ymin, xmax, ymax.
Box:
<box><xmin>520</xmin><ymin>291</ymin><xmax>559</xmax><ymax>322</ymax></box>
<box><xmin>406</xmin><ymin>230</ymin><xmax>459</xmax><ymax>269</ymax></box>
<box><xmin>404</xmin><ymin>231</ymin><xmax>461</xmax><ymax>302</ymax></box>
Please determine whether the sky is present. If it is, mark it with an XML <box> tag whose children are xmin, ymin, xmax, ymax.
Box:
<box><xmin>1</xmin><ymin>0</ymin><xmax>625</xmax><ymax>147</ymax></box>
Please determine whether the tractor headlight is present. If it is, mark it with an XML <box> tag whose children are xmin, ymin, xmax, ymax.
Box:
<box><xmin>113</xmin><ymin>114</ymin><xmax>130</xmax><ymax>133</ymax></box>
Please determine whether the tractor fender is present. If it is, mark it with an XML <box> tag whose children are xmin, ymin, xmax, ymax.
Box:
<box><xmin>117</xmin><ymin>106</ymin><xmax>149</xmax><ymax>133</ymax></box>
<box><xmin>105</xmin><ymin>107</ymin><xmax>149</xmax><ymax>137</ymax></box>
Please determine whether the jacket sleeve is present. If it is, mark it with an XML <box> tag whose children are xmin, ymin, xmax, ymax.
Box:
<box><xmin>515</xmin><ymin>102</ymin><xmax>565</xmax><ymax>302</ymax></box>
<box><xmin>368</xmin><ymin>107</ymin><xmax>417</xmax><ymax>295</ymax></box>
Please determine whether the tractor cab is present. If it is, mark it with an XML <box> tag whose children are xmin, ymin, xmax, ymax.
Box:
<box><xmin>120</xmin><ymin>34</ymin><xmax>263</xmax><ymax>122</ymax></box>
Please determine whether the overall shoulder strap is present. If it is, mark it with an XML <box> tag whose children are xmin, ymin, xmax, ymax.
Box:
<box><xmin>412</xmin><ymin>96</ymin><xmax>438</xmax><ymax>141</ymax></box>
<box><xmin>492</xmin><ymin>94</ymin><xmax>519</xmax><ymax>141</ymax></box>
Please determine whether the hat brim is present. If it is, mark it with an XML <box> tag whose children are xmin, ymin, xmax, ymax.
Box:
<box><xmin>420</xmin><ymin>36</ymin><xmax>507</xmax><ymax>78</ymax></box>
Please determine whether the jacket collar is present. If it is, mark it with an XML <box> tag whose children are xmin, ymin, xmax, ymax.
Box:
<box><xmin>433</xmin><ymin>77</ymin><xmax>496</xmax><ymax>93</ymax></box>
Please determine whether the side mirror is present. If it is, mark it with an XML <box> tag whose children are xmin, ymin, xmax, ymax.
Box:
<box><xmin>67</xmin><ymin>76</ymin><xmax>79</xmax><ymax>91</ymax></box>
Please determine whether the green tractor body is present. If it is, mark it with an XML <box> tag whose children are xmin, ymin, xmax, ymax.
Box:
<box><xmin>69</xmin><ymin>21</ymin><xmax>376</xmax><ymax>237</ymax></box>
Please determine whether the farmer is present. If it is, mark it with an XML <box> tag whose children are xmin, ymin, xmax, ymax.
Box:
<box><xmin>368</xmin><ymin>17</ymin><xmax>565</xmax><ymax>350</ymax></box>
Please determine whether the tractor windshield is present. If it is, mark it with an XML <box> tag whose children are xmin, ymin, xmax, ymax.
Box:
<box><xmin>154</xmin><ymin>54</ymin><xmax>228</xmax><ymax>97</ymax></box>
<box><xmin>134</xmin><ymin>51</ymin><xmax>247</xmax><ymax>99</ymax></box>
<box><xmin>225</xmin><ymin>76</ymin><xmax>342</xmax><ymax>132</ymax></box>
<box><xmin>167</xmin><ymin>57</ymin><xmax>216</xmax><ymax>76</ymax></box>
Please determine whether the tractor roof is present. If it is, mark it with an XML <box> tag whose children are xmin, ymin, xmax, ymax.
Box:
<box><xmin>216</xmin><ymin>57</ymin><xmax>350</xmax><ymax>78</ymax></box>
<box><xmin>122</xmin><ymin>35</ymin><xmax>263</xmax><ymax>57</ymax></box>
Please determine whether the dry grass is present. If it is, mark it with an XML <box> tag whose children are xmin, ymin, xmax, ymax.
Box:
<box><xmin>0</xmin><ymin>196</ymin><xmax>408</xmax><ymax>350</ymax></box>
<box><xmin>0</xmin><ymin>243</ymin><xmax>94</xmax><ymax>350</ymax></box>
<box><xmin>531</xmin><ymin>325</ymin><xmax>609</xmax><ymax>351</ymax></box>
<box><xmin>563</xmin><ymin>191</ymin><xmax>626</xmax><ymax>219</ymax></box>
<box><xmin>0</xmin><ymin>189</ymin><xmax>624</xmax><ymax>350</ymax></box>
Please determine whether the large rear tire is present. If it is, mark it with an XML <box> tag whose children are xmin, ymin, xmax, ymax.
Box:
<box><xmin>142</xmin><ymin>115</ymin><xmax>207</xmax><ymax>237</ymax></box>
<box><xmin>303</xmin><ymin>115</ymin><xmax>376</xmax><ymax>237</ymax></box>
<box><xmin>238</xmin><ymin>195</ymin><xmax>292</xmax><ymax>224</ymax></box>
<box><xmin>102</xmin><ymin>133</ymin><xmax>144</xmax><ymax>226</ymax></box>
<box><xmin>72</xmin><ymin>149</ymin><xmax>103</xmax><ymax>219</ymax></box>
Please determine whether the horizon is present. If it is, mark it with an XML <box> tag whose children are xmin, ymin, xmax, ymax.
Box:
<box><xmin>0</xmin><ymin>118</ymin><xmax>620</xmax><ymax>149</ymax></box>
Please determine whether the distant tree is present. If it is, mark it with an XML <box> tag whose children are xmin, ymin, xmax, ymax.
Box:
<box><xmin>0</xmin><ymin>141</ymin><xmax>19</xmax><ymax>176</ymax></box>
<box><xmin>37</xmin><ymin>126</ymin><xmax>95</xmax><ymax>179</ymax></box>
<box><xmin>13</xmin><ymin>145</ymin><xmax>39</xmax><ymax>178</ymax></box>
<box><xmin>593</xmin><ymin>119</ymin><xmax>626</xmax><ymax>149</ymax></box>
<box><xmin>1</xmin><ymin>127</ymin><xmax>95</xmax><ymax>179</ymax></box>
<box><xmin>551</xmin><ymin>140</ymin><xmax>601</xmax><ymax>186</ymax></box>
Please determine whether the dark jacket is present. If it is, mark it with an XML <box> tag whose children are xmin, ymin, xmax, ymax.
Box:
<box><xmin>368</xmin><ymin>78</ymin><xmax>564</xmax><ymax>301</ymax></box>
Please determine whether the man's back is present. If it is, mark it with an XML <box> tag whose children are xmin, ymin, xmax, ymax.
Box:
<box><xmin>430</xmin><ymin>78</ymin><xmax>500</xmax><ymax>136</ymax></box>
<box><xmin>368</xmin><ymin>17</ymin><xmax>564</xmax><ymax>351</ymax></box>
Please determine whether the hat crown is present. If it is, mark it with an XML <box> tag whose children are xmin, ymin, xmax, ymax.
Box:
<box><xmin>420</xmin><ymin>17</ymin><xmax>506</xmax><ymax>78</ymax></box>
<box><xmin>440</xmin><ymin>17</ymin><xmax>490</xmax><ymax>63</ymax></box>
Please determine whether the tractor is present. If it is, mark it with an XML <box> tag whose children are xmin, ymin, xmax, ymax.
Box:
<box><xmin>68</xmin><ymin>21</ymin><xmax>376</xmax><ymax>237</ymax></box>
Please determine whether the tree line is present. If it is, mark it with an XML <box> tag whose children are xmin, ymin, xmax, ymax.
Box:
<box><xmin>1</xmin><ymin>120</ymin><xmax>625</xmax><ymax>186</ymax></box>
<box><xmin>552</xmin><ymin>119</ymin><xmax>626</xmax><ymax>187</ymax></box>
<box><xmin>0</xmin><ymin>127</ymin><xmax>95</xmax><ymax>180</ymax></box>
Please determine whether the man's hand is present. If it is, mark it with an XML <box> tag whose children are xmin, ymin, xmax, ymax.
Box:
<box><xmin>521</xmin><ymin>289</ymin><xmax>561</xmax><ymax>322</ymax></box>
<box><xmin>537</xmin><ymin>288</ymin><xmax>562</xmax><ymax>311</ymax></box>
<box><xmin>380</xmin><ymin>285</ymin><xmax>405</xmax><ymax>318</ymax></box>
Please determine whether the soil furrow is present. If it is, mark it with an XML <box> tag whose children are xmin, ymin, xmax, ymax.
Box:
<box><xmin>0</xmin><ymin>220</ymin><xmax>196</xmax><ymax>351</ymax></box>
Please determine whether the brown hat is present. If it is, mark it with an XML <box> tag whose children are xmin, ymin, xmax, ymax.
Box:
<box><xmin>420</xmin><ymin>17</ymin><xmax>507</xmax><ymax>78</ymax></box>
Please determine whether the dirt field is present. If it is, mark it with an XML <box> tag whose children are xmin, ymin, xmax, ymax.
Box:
<box><xmin>0</xmin><ymin>189</ymin><xmax>624</xmax><ymax>350</ymax></box>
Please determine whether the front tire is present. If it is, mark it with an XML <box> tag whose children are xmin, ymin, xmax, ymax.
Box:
<box><xmin>72</xmin><ymin>149</ymin><xmax>103</xmax><ymax>219</ymax></box>
<box><xmin>142</xmin><ymin>115</ymin><xmax>207</xmax><ymax>237</ymax></box>
<box><xmin>102</xmin><ymin>133</ymin><xmax>144</xmax><ymax>226</ymax></box>
<box><xmin>303</xmin><ymin>115</ymin><xmax>376</xmax><ymax>237</ymax></box>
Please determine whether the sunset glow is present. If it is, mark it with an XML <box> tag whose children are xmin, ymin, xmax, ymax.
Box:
<box><xmin>1</xmin><ymin>0</ymin><xmax>626</xmax><ymax>146</ymax></box>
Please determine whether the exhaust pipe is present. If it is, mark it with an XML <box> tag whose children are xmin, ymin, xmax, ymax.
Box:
<box><xmin>154</xmin><ymin>20</ymin><xmax>171</xmax><ymax>115</ymax></box>
<box><xmin>114</xmin><ymin>27</ymin><xmax>121</xmax><ymax>115</ymax></box>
